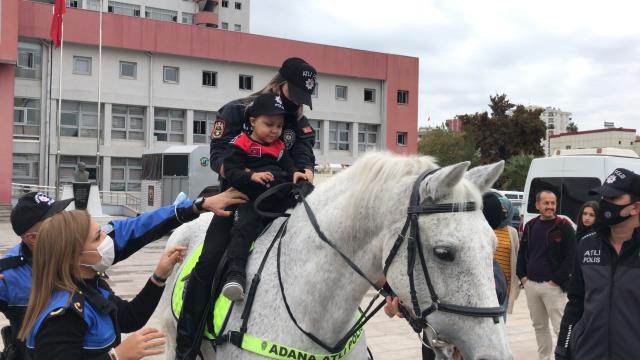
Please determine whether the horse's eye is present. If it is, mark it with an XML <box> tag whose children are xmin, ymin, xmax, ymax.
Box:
<box><xmin>433</xmin><ymin>247</ymin><xmax>456</xmax><ymax>262</ymax></box>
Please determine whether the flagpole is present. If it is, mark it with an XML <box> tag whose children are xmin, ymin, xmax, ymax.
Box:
<box><xmin>55</xmin><ymin>19</ymin><xmax>64</xmax><ymax>199</ymax></box>
<box><xmin>96</xmin><ymin>0</ymin><xmax>103</xmax><ymax>187</ymax></box>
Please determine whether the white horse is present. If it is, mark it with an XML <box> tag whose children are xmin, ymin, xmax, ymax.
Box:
<box><xmin>157</xmin><ymin>152</ymin><xmax>512</xmax><ymax>360</ymax></box>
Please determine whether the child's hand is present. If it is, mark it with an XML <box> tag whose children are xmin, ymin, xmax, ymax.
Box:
<box><xmin>293</xmin><ymin>172</ymin><xmax>308</xmax><ymax>184</ymax></box>
<box><xmin>251</xmin><ymin>172</ymin><xmax>274</xmax><ymax>185</ymax></box>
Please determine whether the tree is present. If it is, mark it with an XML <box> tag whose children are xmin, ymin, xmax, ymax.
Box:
<box><xmin>566</xmin><ymin>122</ymin><xmax>578</xmax><ymax>133</ymax></box>
<box><xmin>459</xmin><ymin>94</ymin><xmax>546</xmax><ymax>164</ymax></box>
<box><xmin>418</xmin><ymin>125</ymin><xmax>479</xmax><ymax>166</ymax></box>
<box><xmin>501</xmin><ymin>154</ymin><xmax>535</xmax><ymax>191</ymax></box>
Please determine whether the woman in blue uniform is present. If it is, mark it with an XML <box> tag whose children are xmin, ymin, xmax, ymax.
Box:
<box><xmin>175</xmin><ymin>57</ymin><xmax>318</xmax><ymax>359</ymax></box>
<box><xmin>18</xmin><ymin>210</ymin><xmax>183</xmax><ymax>360</ymax></box>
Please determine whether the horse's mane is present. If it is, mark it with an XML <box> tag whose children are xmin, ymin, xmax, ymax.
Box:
<box><xmin>314</xmin><ymin>152</ymin><xmax>481</xmax><ymax>214</ymax></box>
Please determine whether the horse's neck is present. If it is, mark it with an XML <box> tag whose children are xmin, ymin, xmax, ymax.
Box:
<box><xmin>276</xmin><ymin>192</ymin><xmax>385</xmax><ymax>343</ymax></box>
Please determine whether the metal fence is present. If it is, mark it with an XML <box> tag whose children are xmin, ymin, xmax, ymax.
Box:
<box><xmin>11</xmin><ymin>183</ymin><xmax>141</xmax><ymax>214</ymax></box>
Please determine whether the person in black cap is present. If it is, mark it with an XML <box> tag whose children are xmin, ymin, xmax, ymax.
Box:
<box><xmin>555</xmin><ymin>168</ymin><xmax>640</xmax><ymax>360</ymax></box>
<box><xmin>219</xmin><ymin>93</ymin><xmax>308</xmax><ymax>301</ymax></box>
<box><xmin>176</xmin><ymin>57</ymin><xmax>318</xmax><ymax>359</ymax></box>
<box><xmin>0</xmin><ymin>189</ymin><xmax>247</xmax><ymax>360</ymax></box>
<box><xmin>0</xmin><ymin>192</ymin><xmax>73</xmax><ymax>360</ymax></box>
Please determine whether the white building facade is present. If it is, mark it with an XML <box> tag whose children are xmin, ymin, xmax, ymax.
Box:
<box><xmin>8</xmin><ymin>1</ymin><xmax>419</xmax><ymax>195</ymax></box>
<box><xmin>549</xmin><ymin>128</ymin><xmax>639</xmax><ymax>156</ymax></box>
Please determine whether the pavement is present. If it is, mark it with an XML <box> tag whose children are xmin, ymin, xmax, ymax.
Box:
<box><xmin>0</xmin><ymin>219</ymin><xmax>542</xmax><ymax>359</ymax></box>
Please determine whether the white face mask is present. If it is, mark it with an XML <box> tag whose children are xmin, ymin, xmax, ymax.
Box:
<box><xmin>81</xmin><ymin>235</ymin><xmax>115</xmax><ymax>273</ymax></box>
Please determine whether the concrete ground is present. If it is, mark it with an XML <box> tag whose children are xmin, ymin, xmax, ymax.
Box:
<box><xmin>0</xmin><ymin>219</ymin><xmax>542</xmax><ymax>359</ymax></box>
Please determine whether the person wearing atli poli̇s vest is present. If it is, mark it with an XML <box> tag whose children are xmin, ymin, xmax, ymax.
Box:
<box><xmin>556</xmin><ymin>168</ymin><xmax>640</xmax><ymax>360</ymax></box>
<box><xmin>175</xmin><ymin>57</ymin><xmax>318</xmax><ymax>360</ymax></box>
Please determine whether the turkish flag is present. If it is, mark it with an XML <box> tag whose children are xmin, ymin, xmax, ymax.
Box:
<box><xmin>50</xmin><ymin>0</ymin><xmax>66</xmax><ymax>48</ymax></box>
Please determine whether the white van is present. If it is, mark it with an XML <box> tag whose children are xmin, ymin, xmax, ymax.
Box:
<box><xmin>522</xmin><ymin>148</ymin><xmax>640</xmax><ymax>225</ymax></box>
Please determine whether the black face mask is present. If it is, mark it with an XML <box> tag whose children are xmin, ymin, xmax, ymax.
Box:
<box><xmin>597</xmin><ymin>200</ymin><xmax>634</xmax><ymax>226</ymax></box>
<box><xmin>280</xmin><ymin>87</ymin><xmax>299</xmax><ymax>113</ymax></box>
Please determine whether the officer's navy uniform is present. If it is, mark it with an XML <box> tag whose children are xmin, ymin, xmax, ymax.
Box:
<box><xmin>555</xmin><ymin>228</ymin><xmax>640</xmax><ymax>359</ymax></box>
<box><xmin>0</xmin><ymin>199</ymin><xmax>200</xmax><ymax>359</ymax></box>
<box><xmin>25</xmin><ymin>276</ymin><xmax>160</xmax><ymax>360</ymax></box>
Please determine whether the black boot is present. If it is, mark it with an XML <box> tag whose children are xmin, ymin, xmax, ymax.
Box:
<box><xmin>175</xmin><ymin>273</ymin><xmax>211</xmax><ymax>360</ymax></box>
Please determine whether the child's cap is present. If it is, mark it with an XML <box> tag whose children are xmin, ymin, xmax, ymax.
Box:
<box><xmin>248</xmin><ymin>93</ymin><xmax>288</xmax><ymax>118</ymax></box>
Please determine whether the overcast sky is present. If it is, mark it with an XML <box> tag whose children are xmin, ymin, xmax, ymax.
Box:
<box><xmin>251</xmin><ymin>0</ymin><xmax>640</xmax><ymax>131</ymax></box>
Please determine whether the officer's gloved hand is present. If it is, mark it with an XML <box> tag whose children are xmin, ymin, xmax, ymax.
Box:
<box><xmin>293</xmin><ymin>180</ymin><xmax>315</xmax><ymax>199</ymax></box>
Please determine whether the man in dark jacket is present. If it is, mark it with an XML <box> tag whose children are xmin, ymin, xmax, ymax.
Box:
<box><xmin>516</xmin><ymin>190</ymin><xmax>575</xmax><ymax>360</ymax></box>
<box><xmin>555</xmin><ymin>168</ymin><xmax>640</xmax><ymax>360</ymax></box>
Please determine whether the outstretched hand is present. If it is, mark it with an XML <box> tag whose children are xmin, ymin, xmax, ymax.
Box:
<box><xmin>202</xmin><ymin>188</ymin><xmax>249</xmax><ymax>217</ymax></box>
<box><xmin>153</xmin><ymin>246</ymin><xmax>186</xmax><ymax>280</ymax></box>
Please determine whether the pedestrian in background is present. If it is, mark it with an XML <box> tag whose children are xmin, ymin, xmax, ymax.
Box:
<box><xmin>575</xmin><ymin>201</ymin><xmax>598</xmax><ymax>241</ymax></box>
<box><xmin>516</xmin><ymin>190</ymin><xmax>576</xmax><ymax>360</ymax></box>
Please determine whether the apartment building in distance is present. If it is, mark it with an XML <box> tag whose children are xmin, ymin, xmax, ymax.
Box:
<box><xmin>549</xmin><ymin>128</ymin><xmax>640</xmax><ymax>156</ymax></box>
<box><xmin>0</xmin><ymin>0</ymin><xmax>419</xmax><ymax>204</ymax></box>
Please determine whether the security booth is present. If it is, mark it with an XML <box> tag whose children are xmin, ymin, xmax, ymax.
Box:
<box><xmin>141</xmin><ymin>145</ymin><xmax>219</xmax><ymax>210</ymax></box>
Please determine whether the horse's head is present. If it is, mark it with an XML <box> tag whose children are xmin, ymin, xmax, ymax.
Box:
<box><xmin>383</xmin><ymin>160</ymin><xmax>512</xmax><ymax>360</ymax></box>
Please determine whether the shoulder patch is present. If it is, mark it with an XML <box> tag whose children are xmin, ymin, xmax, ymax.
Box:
<box><xmin>211</xmin><ymin>120</ymin><xmax>225</xmax><ymax>139</ymax></box>
<box><xmin>301</xmin><ymin>126</ymin><xmax>313</xmax><ymax>134</ymax></box>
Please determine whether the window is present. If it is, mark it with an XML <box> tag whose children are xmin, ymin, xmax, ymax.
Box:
<box><xmin>397</xmin><ymin>90</ymin><xmax>409</xmax><ymax>104</ymax></box>
<box><xmin>358</xmin><ymin>124</ymin><xmax>378</xmax><ymax>152</ymax></box>
<box><xmin>193</xmin><ymin>111</ymin><xmax>217</xmax><ymax>143</ymax></box>
<box><xmin>65</xmin><ymin>0</ymin><xmax>80</xmax><ymax>8</ymax></box>
<box><xmin>111</xmin><ymin>158</ymin><xmax>142</xmax><ymax>191</ymax></box>
<box><xmin>163</xmin><ymin>66</ymin><xmax>179</xmax><ymax>83</ymax></box>
<box><xmin>526</xmin><ymin>177</ymin><xmax>601</xmax><ymax>220</ymax></box>
<box><xmin>14</xmin><ymin>98</ymin><xmax>41</xmax><ymax>140</ymax></box>
<box><xmin>202</xmin><ymin>71</ymin><xmax>217</xmax><ymax>87</ymax></box>
<box><xmin>329</xmin><ymin>122</ymin><xmax>350</xmax><ymax>150</ymax></box>
<box><xmin>145</xmin><ymin>7</ymin><xmax>178</xmax><ymax>22</ymax></box>
<box><xmin>85</xmin><ymin>0</ymin><xmax>101</xmax><ymax>11</ymax></box>
<box><xmin>221</xmin><ymin>22</ymin><xmax>229</xmax><ymax>30</ymax></box>
<box><xmin>182</xmin><ymin>12</ymin><xmax>194</xmax><ymax>24</ymax></box>
<box><xmin>396</xmin><ymin>131</ymin><xmax>407</xmax><ymax>146</ymax></box>
<box><xmin>73</xmin><ymin>56</ymin><xmax>92</xmax><ymax>75</ymax></box>
<box><xmin>13</xmin><ymin>154</ymin><xmax>40</xmax><ymax>185</ymax></box>
<box><xmin>112</xmin><ymin>105</ymin><xmax>144</xmax><ymax>141</ymax></box>
<box><xmin>234</xmin><ymin>24</ymin><xmax>241</xmax><ymax>31</ymax></box>
<box><xmin>239</xmin><ymin>74</ymin><xmax>253</xmax><ymax>90</ymax></box>
<box><xmin>154</xmin><ymin>108</ymin><xmax>185</xmax><ymax>142</ymax></box>
<box><xmin>221</xmin><ymin>0</ymin><xmax>229</xmax><ymax>7</ymax></box>
<box><xmin>335</xmin><ymin>85</ymin><xmax>348</xmax><ymax>100</ymax></box>
<box><xmin>16</xmin><ymin>43</ymin><xmax>42</xmax><ymax>79</ymax></box>
<box><xmin>309</xmin><ymin>120</ymin><xmax>321</xmax><ymax>149</ymax></box>
<box><xmin>364</xmin><ymin>88</ymin><xmax>376</xmax><ymax>103</ymax></box>
<box><xmin>119</xmin><ymin>61</ymin><xmax>137</xmax><ymax>79</ymax></box>
<box><xmin>235</xmin><ymin>2</ymin><xmax>242</xmax><ymax>10</ymax></box>
<box><xmin>59</xmin><ymin>156</ymin><xmax>100</xmax><ymax>184</ymax></box>
<box><xmin>107</xmin><ymin>1</ymin><xmax>140</xmax><ymax>16</ymax></box>
<box><xmin>60</xmin><ymin>101</ymin><xmax>99</xmax><ymax>138</ymax></box>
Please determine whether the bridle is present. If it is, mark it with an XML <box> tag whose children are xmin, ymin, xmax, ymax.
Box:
<box><xmin>251</xmin><ymin>167</ymin><xmax>505</xmax><ymax>354</ymax></box>
<box><xmin>381</xmin><ymin>168</ymin><xmax>505</xmax><ymax>342</ymax></box>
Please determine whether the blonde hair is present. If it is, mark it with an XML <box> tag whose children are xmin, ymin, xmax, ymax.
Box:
<box><xmin>243</xmin><ymin>73</ymin><xmax>304</xmax><ymax>120</ymax></box>
<box><xmin>18</xmin><ymin>210</ymin><xmax>91</xmax><ymax>341</ymax></box>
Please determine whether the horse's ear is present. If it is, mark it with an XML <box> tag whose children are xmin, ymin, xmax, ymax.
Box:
<box><xmin>421</xmin><ymin>161</ymin><xmax>470</xmax><ymax>202</ymax></box>
<box><xmin>465</xmin><ymin>161</ymin><xmax>505</xmax><ymax>193</ymax></box>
